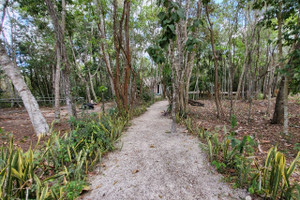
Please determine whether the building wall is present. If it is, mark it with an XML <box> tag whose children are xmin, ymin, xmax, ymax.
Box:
<box><xmin>154</xmin><ymin>83</ymin><xmax>163</xmax><ymax>96</ymax></box>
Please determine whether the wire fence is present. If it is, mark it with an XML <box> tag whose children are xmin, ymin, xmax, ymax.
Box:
<box><xmin>0</xmin><ymin>97</ymin><xmax>84</xmax><ymax>107</ymax></box>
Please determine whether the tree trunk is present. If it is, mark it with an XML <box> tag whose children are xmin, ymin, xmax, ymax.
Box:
<box><xmin>170</xmin><ymin>42</ymin><xmax>177</xmax><ymax>133</ymax></box>
<box><xmin>89</xmin><ymin>71</ymin><xmax>97</xmax><ymax>102</ymax></box>
<box><xmin>54</xmin><ymin>44</ymin><xmax>61</xmax><ymax>121</ymax></box>
<box><xmin>283</xmin><ymin>76</ymin><xmax>289</xmax><ymax>134</ymax></box>
<box><xmin>272</xmin><ymin>2</ymin><xmax>287</xmax><ymax>130</ymax></box>
<box><xmin>272</xmin><ymin>79</ymin><xmax>284</xmax><ymax>124</ymax></box>
<box><xmin>0</xmin><ymin>42</ymin><xmax>49</xmax><ymax>135</ymax></box>
<box><xmin>94</xmin><ymin>0</ymin><xmax>116</xmax><ymax>97</ymax></box>
<box><xmin>267</xmin><ymin>56</ymin><xmax>275</xmax><ymax>116</ymax></box>
<box><xmin>84</xmin><ymin>79</ymin><xmax>91</xmax><ymax>103</ymax></box>
<box><xmin>206</xmin><ymin>5</ymin><xmax>224</xmax><ymax>118</ymax></box>
<box><xmin>45</xmin><ymin>0</ymin><xmax>76</xmax><ymax>119</ymax></box>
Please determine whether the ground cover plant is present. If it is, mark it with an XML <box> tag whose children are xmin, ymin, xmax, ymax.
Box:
<box><xmin>0</xmin><ymin>101</ymin><xmax>154</xmax><ymax>199</ymax></box>
<box><xmin>0</xmin><ymin>0</ymin><xmax>299</xmax><ymax>199</ymax></box>
<box><xmin>181</xmin><ymin>107</ymin><xmax>300</xmax><ymax>199</ymax></box>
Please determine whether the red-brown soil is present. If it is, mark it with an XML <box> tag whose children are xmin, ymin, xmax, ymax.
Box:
<box><xmin>187</xmin><ymin>97</ymin><xmax>300</xmax><ymax>182</ymax></box>
<box><xmin>0</xmin><ymin>102</ymin><xmax>115</xmax><ymax>151</ymax></box>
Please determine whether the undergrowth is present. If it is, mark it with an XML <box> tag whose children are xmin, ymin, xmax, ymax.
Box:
<box><xmin>0</xmin><ymin>99</ymin><xmax>160</xmax><ymax>199</ymax></box>
<box><xmin>183</xmin><ymin>115</ymin><xmax>300</xmax><ymax>200</ymax></box>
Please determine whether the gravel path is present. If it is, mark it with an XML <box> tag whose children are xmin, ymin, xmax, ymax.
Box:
<box><xmin>81</xmin><ymin>101</ymin><xmax>248</xmax><ymax>200</ymax></box>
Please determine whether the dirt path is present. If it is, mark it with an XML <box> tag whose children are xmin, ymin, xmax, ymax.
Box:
<box><xmin>81</xmin><ymin>101</ymin><xmax>248</xmax><ymax>200</ymax></box>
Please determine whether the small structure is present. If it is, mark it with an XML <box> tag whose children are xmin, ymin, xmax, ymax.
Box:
<box><xmin>156</xmin><ymin>82</ymin><xmax>163</xmax><ymax>96</ymax></box>
<box><xmin>144</xmin><ymin>77</ymin><xmax>163</xmax><ymax>96</ymax></box>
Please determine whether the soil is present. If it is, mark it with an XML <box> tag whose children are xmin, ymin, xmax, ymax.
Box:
<box><xmin>80</xmin><ymin>101</ymin><xmax>248</xmax><ymax>200</ymax></box>
<box><xmin>187</xmin><ymin>97</ymin><xmax>300</xmax><ymax>183</ymax></box>
<box><xmin>0</xmin><ymin>102</ymin><xmax>115</xmax><ymax>150</ymax></box>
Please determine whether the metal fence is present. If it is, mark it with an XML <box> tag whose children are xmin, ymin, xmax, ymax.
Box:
<box><xmin>0</xmin><ymin>97</ymin><xmax>84</xmax><ymax>107</ymax></box>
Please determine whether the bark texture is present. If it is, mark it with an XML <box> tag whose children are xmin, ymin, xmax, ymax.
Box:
<box><xmin>54</xmin><ymin>44</ymin><xmax>61</xmax><ymax>120</ymax></box>
<box><xmin>206</xmin><ymin>5</ymin><xmax>224</xmax><ymax>118</ymax></box>
<box><xmin>44</xmin><ymin>0</ymin><xmax>76</xmax><ymax>118</ymax></box>
<box><xmin>272</xmin><ymin>78</ymin><xmax>284</xmax><ymax>124</ymax></box>
<box><xmin>0</xmin><ymin>42</ymin><xmax>49</xmax><ymax>135</ymax></box>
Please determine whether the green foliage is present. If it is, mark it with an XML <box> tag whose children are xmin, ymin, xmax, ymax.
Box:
<box><xmin>147</xmin><ymin>45</ymin><xmax>166</xmax><ymax>64</ymax></box>
<box><xmin>187</xmin><ymin>119</ymin><xmax>299</xmax><ymax>199</ymax></box>
<box><xmin>293</xmin><ymin>143</ymin><xmax>300</xmax><ymax>151</ymax></box>
<box><xmin>257</xmin><ymin>92</ymin><xmax>264</xmax><ymax>100</ymax></box>
<box><xmin>0</xmin><ymin>136</ymin><xmax>63</xmax><ymax>199</ymax></box>
<box><xmin>64</xmin><ymin>180</ymin><xmax>86</xmax><ymax>200</ymax></box>
<box><xmin>130</xmin><ymin>105</ymin><xmax>147</xmax><ymax>118</ymax></box>
<box><xmin>184</xmin><ymin>117</ymin><xmax>193</xmax><ymax>133</ymax></box>
<box><xmin>230</xmin><ymin>114</ymin><xmax>237</xmax><ymax>130</ymax></box>
<box><xmin>0</xmin><ymin>128</ymin><xmax>10</xmax><ymax>141</ymax></box>
<box><xmin>259</xmin><ymin>147</ymin><xmax>300</xmax><ymax>199</ymax></box>
<box><xmin>98</xmin><ymin>86</ymin><xmax>108</xmax><ymax>93</ymax></box>
<box><xmin>142</xmin><ymin>91</ymin><xmax>151</xmax><ymax>102</ymax></box>
<box><xmin>197</xmin><ymin>127</ymin><xmax>206</xmax><ymax>139</ymax></box>
<box><xmin>212</xmin><ymin>160</ymin><xmax>226</xmax><ymax>172</ymax></box>
<box><xmin>289</xmin><ymin>49</ymin><xmax>300</xmax><ymax>94</ymax></box>
<box><xmin>0</xmin><ymin>100</ymin><xmax>154</xmax><ymax>199</ymax></box>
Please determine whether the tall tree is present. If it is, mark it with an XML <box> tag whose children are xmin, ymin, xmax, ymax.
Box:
<box><xmin>44</xmin><ymin>0</ymin><xmax>77</xmax><ymax>119</ymax></box>
<box><xmin>205</xmin><ymin>3</ymin><xmax>224</xmax><ymax>118</ymax></box>
<box><xmin>148</xmin><ymin>0</ymin><xmax>202</xmax><ymax>132</ymax></box>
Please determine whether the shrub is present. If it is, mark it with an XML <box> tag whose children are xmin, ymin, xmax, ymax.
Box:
<box><xmin>186</xmin><ymin>121</ymin><xmax>299</xmax><ymax>199</ymax></box>
<box><xmin>0</xmin><ymin>100</ymin><xmax>154</xmax><ymax>199</ymax></box>
<box><xmin>257</xmin><ymin>92</ymin><xmax>264</xmax><ymax>100</ymax></box>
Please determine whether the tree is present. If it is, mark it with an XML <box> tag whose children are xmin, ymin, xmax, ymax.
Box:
<box><xmin>148</xmin><ymin>0</ymin><xmax>202</xmax><ymax>132</ymax></box>
<box><xmin>205</xmin><ymin>3</ymin><xmax>224</xmax><ymax>118</ymax></box>
<box><xmin>44</xmin><ymin>0</ymin><xmax>77</xmax><ymax>119</ymax></box>
<box><xmin>0</xmin><ymin>42</ymin><xmax>50</xmax><ymax>135</ymax></box>
<box><xmin>0</xmin><ymin>0</ymin><xmax>49</xmax><ymax>135</ymax></box>
<box><xmin>93</xmin><ymin>0</ymin><xmax>132</xmax><ymax>112</ymax></box>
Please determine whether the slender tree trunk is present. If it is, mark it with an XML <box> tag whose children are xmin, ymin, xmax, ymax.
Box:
<box><xmin>206</xmin><ymin>5</ymin><xmax>224</xmax><ymax>118</ymax></box>
<box><xmin>267</xmin><ymin>56</ymin><xmax>275</xmax><ymax>116</ymax></box>
<box><xmin>45</xmin><ymin>0</ymin><xmax>76</xmax><ymax>119</ymax></box>
<box><xmin>236</xmin><ymin>9</ymin><xmax>257</xmax><ymax>101</ymax></box>
<box><xmin>170</xmin><ymin>42</ymin><xmax>177</xmax><ymax>133</ymax></box>
<box><xmin>272</xmin><ymin>2</ymin><xmax>287</xmax><ymax>129</ymax></box>
<box><xmin>229</xmin><ymin>65</ymin><xmax>234</xmax><ymax>117</ymax></box>
<box><xmin>94</xmin><ymin>0</ymin><xmax>116</xmax><ymax>97</ymax></box>
<box><xmin>88</xmin><ymin>71</ymin><xmax>97</xmax><ymax>102</ymax></box>
<box><xmin>85</xmin><ymin>79</ymin><xmax>91</xmax><ymax>103</ymax></box>
<box><xmin>139</xmin><ymin>72</ymin><xmax>143</xmax><ymax>99</ymax></box>
<box><xmin>283</xmin><ymin>76</ymin><xmax>289</xmax><ymax>134</ymax></box>
<box><xmin>54</xmin><ymin>44</ymin><xmax>61</xmax><ymax>121</ymax></box>
<box><xmin>272</xmin><ymin>78</ymin><xmax>284</xmax><ymax>124</ymax></box>
<box><xmin>0</xmin><ymin>42</ymin><xmax>49</xmax><ymax>135</ymax></box>
<box><xmin>193</xmin><ymin>75</ymin><xmax>199</xmax><ymax>100</ymax></box>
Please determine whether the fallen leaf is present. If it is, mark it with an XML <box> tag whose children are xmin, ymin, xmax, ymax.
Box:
<box><xmin>96</xmin><ymin>184</ymin><xmax>102</xmax><ymax>189</ymax></box>
<box><xmin>82</xmin><ymin>186</ymin><xmax>91</xmax><ymax>191</ymax></box>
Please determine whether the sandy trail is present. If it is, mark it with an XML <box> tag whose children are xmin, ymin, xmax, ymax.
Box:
<box><xmin>81</xmin><ymin>101</ymin><xmax>248</xmax><ymax>200</ymax></box>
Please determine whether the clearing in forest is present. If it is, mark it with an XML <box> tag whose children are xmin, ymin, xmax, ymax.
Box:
<box><xmin>81</xmin><ymin>101</ymin><xmax>248</xmax><ymax>200</ymax></box>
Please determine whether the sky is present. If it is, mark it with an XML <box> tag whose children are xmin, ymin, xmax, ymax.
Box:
<box><xmin>214</xmin><ymin>0</ymin><xmax>223</xmax><ymax>4</ymax></box>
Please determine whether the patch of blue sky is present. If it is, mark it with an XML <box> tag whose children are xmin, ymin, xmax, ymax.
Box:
<box><xmin>214</xmin><ymin>0</ymin><xmax>223</xmax><ymax>4</ymax></box>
